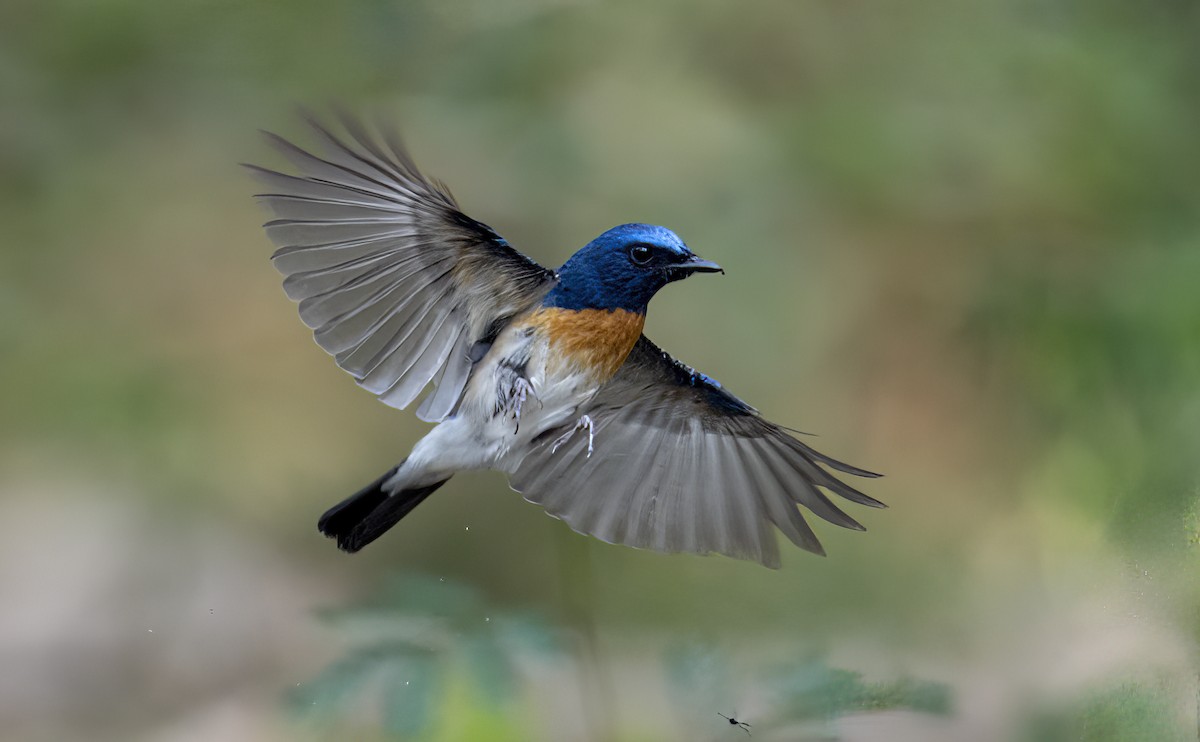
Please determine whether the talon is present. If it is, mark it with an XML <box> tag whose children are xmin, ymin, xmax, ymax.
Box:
<box><xmin>511</xmin><ymin>377</ymin><xmax>534</xmax><ymax>433</ymax></box>
<box><xmin>581</xmin><ymin>414</ymin><xmax>594</xmax><ymax>457</ymax></box>
<box><xmin>550</xmin><ymin>429</ymin><xmax>571</xmax><ymax>454</ymax></box>
<box><xmin>551</xmin><ymin>414</ymin><xmax>596</xmax><ymax>457</ymax></box>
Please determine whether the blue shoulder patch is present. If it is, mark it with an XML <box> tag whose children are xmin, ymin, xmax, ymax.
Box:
<box><xmin>651</xmin><ymin>347</ymin><xmax>755</xmax><ymax>416</ymax></box>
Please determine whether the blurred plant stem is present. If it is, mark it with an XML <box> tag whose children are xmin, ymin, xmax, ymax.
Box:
<box><xmin>555</xmin><ymin>526</ymin><xmax>617</xmax><ymax>742</ymax></box>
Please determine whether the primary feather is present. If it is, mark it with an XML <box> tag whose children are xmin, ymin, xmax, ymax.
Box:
<box><xmin>248</xmin><ymin>115</ymin><xmax>553</xmax><ymax>421</ymax></box>
<box><xmin>509</xmin><ymin>337</ymin><xmax>883</xmax><ymax>567</ymax></box>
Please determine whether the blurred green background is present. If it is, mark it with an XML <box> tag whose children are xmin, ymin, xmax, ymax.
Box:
<box><xmin>3</xmin><ymin>1</ymin><xmax>1199</xmax><ymax>740</ymax></box>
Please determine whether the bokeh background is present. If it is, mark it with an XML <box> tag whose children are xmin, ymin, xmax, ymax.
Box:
<box><xmin>3</xmin><ymin>1</ymin><xmax>1199</xmax><ymax>740</ymax></box>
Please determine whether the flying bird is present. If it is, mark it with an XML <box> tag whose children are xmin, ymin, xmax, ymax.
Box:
<box><xmin>248</xmin><ymin>115</ymin><xmax>883</xmax><ymax>568</ymax></box>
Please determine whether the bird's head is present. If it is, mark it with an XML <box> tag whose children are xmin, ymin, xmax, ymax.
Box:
<box><xmin>545</xmin><ymin>223</ymin><xmax>723</xmax><ymax>313</ymax></box>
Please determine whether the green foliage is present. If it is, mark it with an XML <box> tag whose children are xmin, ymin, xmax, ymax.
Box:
<box><xmin>767</xmin><ymin>657</ymin><xmax>952</xmax><ymax>722</ymax></box>
<box><xmin>1021</xmin><ymin>681</ymin><xmax>1188</xmax><ymax>742</ymax></box>
<box><xmin>666</xmin><ymin>643</ymin><xmax>951</xmax><ymax>734</ymax></box>
<box><xmin>292</xmin><ymin>573</ymin><xmax>563</xmax><ymax>738</ymax></box>
<box><xmin>380</xmin><ymin>655</ymin><xmax>440</xmax><ymax>736</ymax></box>
<box><xmin>305</xmin><ymin>586</ymin><xmax>955</xmax><ymax>739</ymax></box>
<box><xmin>665</xmin><ymin>642</ymin><xmax>732</xmax><ymax>708</ymax></box>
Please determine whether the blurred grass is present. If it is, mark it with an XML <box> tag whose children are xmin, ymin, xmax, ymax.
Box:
<box><xmin>1</xmin><ymin>0</ymin><xmax>1199</xmax><ymax>739</ymax></box>
<box><xmin>1021</xmin><ymin>680</ymin><xmax>1191</xmax><ymax>742</ymax></box>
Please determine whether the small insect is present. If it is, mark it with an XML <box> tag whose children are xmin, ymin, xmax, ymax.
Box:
<box><xmin>718</xmin><ymin>713</ymin><xmax>752</xmax><ymax>736</ymax></box>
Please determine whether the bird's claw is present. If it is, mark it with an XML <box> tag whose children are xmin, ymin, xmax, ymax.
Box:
<box><xmin>511</xmin><ymin>377</ymin><xmax>535</xmax><ymax>432</ymax></box>
<box><xmin>551</xmin><ymin>414</ymin><xmax>595</xmax><ymax>457</ymax></box>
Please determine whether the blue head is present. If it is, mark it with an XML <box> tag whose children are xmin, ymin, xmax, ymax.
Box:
<box><xmin>543</xmin><ymin>224</ymin><xmax>723</xmax><ymax>313</ymax></box>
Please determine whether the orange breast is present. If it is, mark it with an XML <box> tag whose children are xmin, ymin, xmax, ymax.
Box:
<box><xmin>528</xmin><ymin>308</ymin><xmax>645</xmax><ymax>381</ymax></box>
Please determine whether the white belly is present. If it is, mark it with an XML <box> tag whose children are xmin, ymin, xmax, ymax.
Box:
<box><xmin>399</xmin><ymin>325</ymin><xmax>601</xmax><ymax>481</ymax></box>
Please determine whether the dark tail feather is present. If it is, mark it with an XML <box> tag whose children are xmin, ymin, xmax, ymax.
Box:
<box><xmin>318</xmin><ymin>464</ymin><xmax>450</xmax><ymax>553</ymax></box>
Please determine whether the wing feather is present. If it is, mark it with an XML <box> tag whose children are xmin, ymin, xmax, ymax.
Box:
<box><xmin>251</xmin><ymin>116</ymin><xmax>555</xmax><ymax>420</ymax></box>
<box><xmin>358</xmin><ymin>291</ymin><xmax>457</xmax><ymax>395</ymax></box>
<box><xmin>737</xmin><ymin>438</ymin><xmax>824</xmax><ymax>556</ymax></box>
<box><xmin>378</xmin><ymin>305</ymin><xmax>464</xmax><ymax>410</ymax></box>
<box><xmin>509</xmin><ymin>336</ymin><xmax>882</xmax><ymax>567</ymax></box>
<box><xmin>416</xmin><ymin>328</ymin><xmax>472</xmax><ymax>422</ymax></box>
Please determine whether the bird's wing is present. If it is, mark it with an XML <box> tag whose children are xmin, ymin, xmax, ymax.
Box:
<box><xmin>509</xmin><ymin>336</ymin><xmax>883</xmax><ymax>567</ymax></box>
<box><xmin>249</xmin><ymin>115</ymin><xmax>555</xmax><ymax>421</ymax></box>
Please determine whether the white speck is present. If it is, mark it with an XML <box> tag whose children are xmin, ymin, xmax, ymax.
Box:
<box><xmin>439</xmin><ymin>577</ymin><xmax>445</xmax><ymax>582</ymax></box>
<box><xmin>485</xmin><ymin>617</ymin><xmax>490</xmax><ymax>622</ymax></box>
<box><xmin>147</xmin><ymin>629</ymin><xmax>153</xmax><ymax>633</ymax></box>
<box><xmin>465</xmin><ymin>526</ymin><xmax>470</xmax><ymax>531</ymax></box>
<box><xmin>405</xmin><ymin>681</ymin><xmax>410</xmax><ymax>686</ymax></box>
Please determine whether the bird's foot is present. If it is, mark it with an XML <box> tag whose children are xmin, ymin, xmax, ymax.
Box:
<box><xmin>551</xmin><ymin>414</ymin><xmax>595</xmax><ymax>457</ymax></box>
<box><xmin>510</xmin><ymin>377</ymin><xmax>536</xmax><ymax>432</ymax></box>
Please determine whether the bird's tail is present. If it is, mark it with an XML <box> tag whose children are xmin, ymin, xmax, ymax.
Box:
<box><xmin>318</xmin><ymin>461</ymin><xmax>450</xmax><ymax>552</ymax></box>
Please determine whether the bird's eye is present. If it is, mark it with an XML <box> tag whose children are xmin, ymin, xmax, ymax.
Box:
<box><xmin>629</xmin><ymin>244</ymin><xmax>653</xmax><ymax>266</ymax></box>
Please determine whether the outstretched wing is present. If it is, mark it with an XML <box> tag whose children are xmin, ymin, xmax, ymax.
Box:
<box><xmin>509</xmin><ymin>336</ymin><xmax>883</xmax><ymax>568</ymax></box>
<box><xmin>249</xmin><ymin>115</ymin><xmax>555</xmax><ymax>421</ymax></box>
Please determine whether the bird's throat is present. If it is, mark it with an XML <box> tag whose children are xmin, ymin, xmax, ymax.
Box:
<box><xmin>530</xmin><ymin>307</ymin><xmax>645</xmax><ymax>382</ymax></box>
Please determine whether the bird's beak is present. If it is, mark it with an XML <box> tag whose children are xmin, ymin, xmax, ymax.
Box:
<box><xmin>668</xmin><ymin>255</ymin><xmax>724</xmax><ymax>275</ymax></box>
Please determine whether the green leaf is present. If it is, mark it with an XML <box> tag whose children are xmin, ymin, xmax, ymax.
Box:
<box><xmin>462</xmin><ymin>633</ymin><xmax>516</xmax><ymax>707</ymax></box>
<box><xmin>288</xmin><ymin>651</ymin><xmax>382</xmax><ymax>717</ymax></box>
<box><xmin>770</xmin><ymin>657</ymin><xmax>952</xmax><ymax>721</ymax></box>
<box><xmin>380</xmin><ymin>652</ymin><xmax>441</xmax><ymax>737</ymax></box>
<box><xmin>494</xmin><ymin>614</ymin><xmax>564</xmax><ymax>658</ymax></box>
<box><xmin>663</xmin><ymin>642</ymin><xmax>731</xmax><ymax>711</ymax></box>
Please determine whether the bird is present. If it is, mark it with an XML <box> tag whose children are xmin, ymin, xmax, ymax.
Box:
<box><xmin>248</xmin><ymin>114</ymin><xmax>883</xmax><ymax>568</ymax></box>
